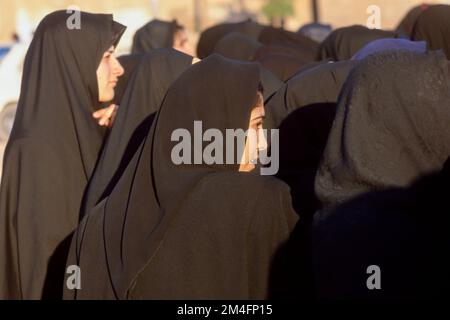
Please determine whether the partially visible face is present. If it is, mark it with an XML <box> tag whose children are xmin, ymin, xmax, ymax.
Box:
<box><xmin>173</xmin><ymin>28</ymin><xmax>190</xmax><ymax>55</ymax></box>
<box><xmin>96</xmin><ymin>46</ymin><xmax>125</xmax><ymax>102</ymax></box>
<box><xmin>239</xmin><ymin>91</ymin><xmax>267</xmax><ymax>172</ymax></box>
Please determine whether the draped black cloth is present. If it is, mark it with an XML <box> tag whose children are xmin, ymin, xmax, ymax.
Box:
<box><xmin>258</xmin><ymin>26</ymin><xmax>319</xmax><ymax>55</ymax></box>
<box><xmin>213</xmin><ymin>32</ymin><xmax>262</xmax><ymax>61</ymax></box>
<box><xmin>396</xmin><ymin>4</ymin><xmax>430</xmax><ymax>39</ymax></box>
<box><xmin>264</xmin><ymin>61</ymin><xmax>355</xmax><ymax>220</ymax></box>
<box><xmin>197</xmin><ymin>19</ymin><xmax>264</xmax><ymax>58</ymax></box>
<box><xmin>0</xmin><ymin>11</ymin><xmax>125</xmax><ymax>299</ymax></box>
<box><xmin>64</xmin><ymin>54</ymin><xmax>297</xmax><ymax>299</ymax></box>
<box><xmin>252</xmin><ymin>43</ymin><xmax>319</xmax><ymax>81</ymax></box>
<box><xmin>411</xmin><ymin>4</ymin><xmax>450</xmax><ymax>59</ymax></box>
<box><xmin>132</xmin><ymin>19</ymin><xmax>177</xmax><ymax>54</ymax></box>
<box><xmin>317</xmin><ymin>25</ymin><xmax>397</xmax><ymax>61</ymax></box>
<box><xmin>253</xmin><ymin>50</ymin><xmax>308</xmax><ymax>82</ymax></box>
<box><xmin>81</xmin><ymin>49</ymin><xmax>193</xmax><ymax>218</ymax></box>
<box><xmin>312</xmin><ymin>158</ymin><xmax>450</xmax><ymax>299</ymax></box>
<box><xmin>315</xmin><ymin>50</ymin><xmax>450</xmax><ymax>209</ymax></box>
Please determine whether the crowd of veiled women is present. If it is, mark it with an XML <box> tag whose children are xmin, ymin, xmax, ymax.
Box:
<box><xmin>0</xmin><ymin>3</ymin><xmax>449</xmax><ymax>300</ymax></box>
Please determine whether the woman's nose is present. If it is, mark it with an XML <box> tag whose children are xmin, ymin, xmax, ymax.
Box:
<box><xmin>113</xmin><ymin>57</ymin><xmax>125</xmax><ymax>77</ymax></box>
<box><xmin>258</xmin><ymin>128</ymin><xmax>268</xmax><ymax>151</ymax></box>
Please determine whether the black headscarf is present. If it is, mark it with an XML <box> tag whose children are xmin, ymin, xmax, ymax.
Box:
<box><xmin>81</xmin><ymin>49</ymin><xmax>193</xmax><ymax>218</ymax></box>
<box><xmin>213</xmin><ymin>32</ymin><xmax>262</xmax><ymax>61</ymax></box>
<box><xmin>253</xmin><ymin>46</ymin><xmax>315</xmax><ymax>82</ymax></box>
<box><xmin>64</xmin><ymin>55</ymin><xmax>297</xmax><ymax>299</ymax></box>
<box><xmin>258</xmin><ymin>26</ymin><xmax>319</xmax><ymax>55</ymax></box>
<box><xmin>250</xmin><ymin>28</ymin><xmax>321</xmax><ymax>81</ymax></box>
<box><xmin>315</xmin><ymin>51</ymin><xmax>450</xmax><ymax>209</ymax></box>
<box><xmin>132</xmin><ymin>19</ymin><xmax>177</xmax><ymax>54</ymax></box>
<box><xmin>298</xmin><ymin>23</ymin><xmax>332</xmax><ymax>43</ymax></box>
<box><xmin>197</xmin><ymin>19</ymin><xmax>264</xmax><ymax>58</ymax></box>
<box><xmin>411</xmin><ymin>4</ymin><xmax>450</xmax><ymax>59</ymax></box>
<box><xmin>317</xmin><ymin>25</ymin><xmax>397</xmax><ymax>61</ymax></box>
<box><xmin>265</xmin><ymin>60</ymin><xmax>355</xmax><ymax>221</ymax></box>
<box><xmin>0</xmin><ymin>10</ymin><xmax>125</xmax><ymax>299</ymax></box>
<box><xmin>265</xmin><ymin>60</ymin><xmax>355</xmax><ymax>129</ymax></box>
<box><xmin>396</xmin><ymin>4</ymin><xmax>430</xmax><ymax>39</ymax></box>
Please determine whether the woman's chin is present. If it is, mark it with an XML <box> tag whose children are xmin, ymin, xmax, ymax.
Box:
<box><xmin>99</xmin><ymin>92</ymin><xmax>115</xmax><ymax>103</ymax></box>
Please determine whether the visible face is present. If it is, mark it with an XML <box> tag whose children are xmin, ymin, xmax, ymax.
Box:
<box><xmin>173</xmin><ymin>28</ymin><xmax>190</xmax><ymax>55</ymax></box>
<box><xmin>239</xmin><ymin>91</ymin><xmax>267</xmax><ymax>172</ymax></box>
<box><xmin>96</xmin><ymin>46</ymin><xmax>124</xmax><ymax>102</ymax></box>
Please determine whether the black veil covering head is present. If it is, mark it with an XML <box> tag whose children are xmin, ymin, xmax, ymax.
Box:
<box><xmin>213</xmin><ymin>32</ymin><xmax>262</xmax><ymax>61</ymax></box>
<box><xmin>265</xmin><ymin>60</ymin><xmax>355</xmax><ymax>220</ymax></box>
<box><xmin>65</xmin><ymin>55</ymin><xmax>297</xmax><ymax>299</ymax></box>
<box><xmin>315</xmin><ymin>50</ymin><xmax>450</xmax><ymax>209</ymax></box>
<box><xmin>258</xmin><ymin>26</ymin><xmax>319</xmax><ymax>54</ymax></box>
<box><xmin>265</xmin><ymin>60</ymin><xmax>356</xmax><ymax>130</ymax></box>
<box><xmin>411</xmin><ymin>4</ymin><xmax>450</xmax><ymax>59</ymax></box>
<box><xmin>0</xmin><ymin>10</ymin><xmax>125</xmax><ymax>299</ymax></box>
<box><xmin>132</xmin><ymin>19</ymin><xmax>178</xmax><ymax>54</ymax></box>
<box><xmin>253</xmin><ymin>49</ymin><xmax>313</xmax><ymax>82</ymax></box>
<box><xmin>81</xmin><ymin>49</ymin><xmax>193</xmax><ymax>217</ymax></box>
<box><xmin>12</xmin><ymin>10</ymin><xmax>125</xmax><ymax>173</ymax></box>
<box><xmin>317</xmin><ymin>25</ymin><xmax>397</xmax><ymax>61</ymax></box>
<box><xmin>252</xmin><ymin>41</ymin><xmax>320</xmax><ymax>82</ymax></box>
<box><xmin>197</xmin><ymin>19</ymin><xmax>264</xmax><ymax>58</ymax></box>
<box><xmin>298</xmin><ymin>22</ymin><xmax>333</xmax><ymax>43</ymax></box>
<box><xmin>396</xmin><ymin>3</ymin><xmax>430</xmax><ymax>38</ymax></box>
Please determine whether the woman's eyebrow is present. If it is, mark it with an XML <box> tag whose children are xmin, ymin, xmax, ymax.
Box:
<box><xmin>251</xmin><ymin>114</ymin><xmax>265</xmax><ymax>122</ymax></box>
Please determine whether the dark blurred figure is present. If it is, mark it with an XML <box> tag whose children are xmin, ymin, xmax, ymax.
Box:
<box><xmin>197</xmin><ymin>19</ymin><xmax>264</xmax><ymax>58</ymax></box>
<box><xmin>396</xmin><ymin>3</ymin><xmax>430</xmax><ymax>39</ymax></box>
<box><xmin>312</xmin><ymin>159</ymin><xmax>450</xmax><ymax>299</ymax></box>
<box><xmin>210</xmin><ymin>24</ymin><xmax>320</xmax><ymax>81</ymax></box>
<box><xmin>213</xmin><ymin>32</ymin><xmax>262</xmax><ymax>61</ymax></box>
<box><xmin>11</xmin><ymin>32</ymin><xmax>20</xmax><ymax>43</ymax></box>
<box><xmin>258</xmin><ymin>26</ymin><xmax>319</xmax><ymax>53</ymax></box>
<box><xmin>317</xmin><ymin>25</ymin><xmax>398</xmax><ymax>61</ymax></box>
<box><xmin>298</xmin><ymin>22</ymin><xmax>332</xmax><ymax>43</ymax></box>
<box><xmin>132</xmin><ymin>19</ymin><xmax>190</xmax><ymax>55</ymax></box>
<box><xmin>411</xmin><ymin>4</ymin><xmax>450</xmax><ymax>59</ymax></box>
<box><xmin>252</xmin><ymin>27</ymin><xmax>319</xmax><ymax>81</ymax></box>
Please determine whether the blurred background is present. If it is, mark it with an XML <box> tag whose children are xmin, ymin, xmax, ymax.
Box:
<box><xmin>1</xmin><ymin>0</ymin><xmax>449</xmax><ymax>177</ymax></box>
<box><xmin>2</xmin><ymin>0</ymin><xmax>450</xmax><ymax>51</ymax></box>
